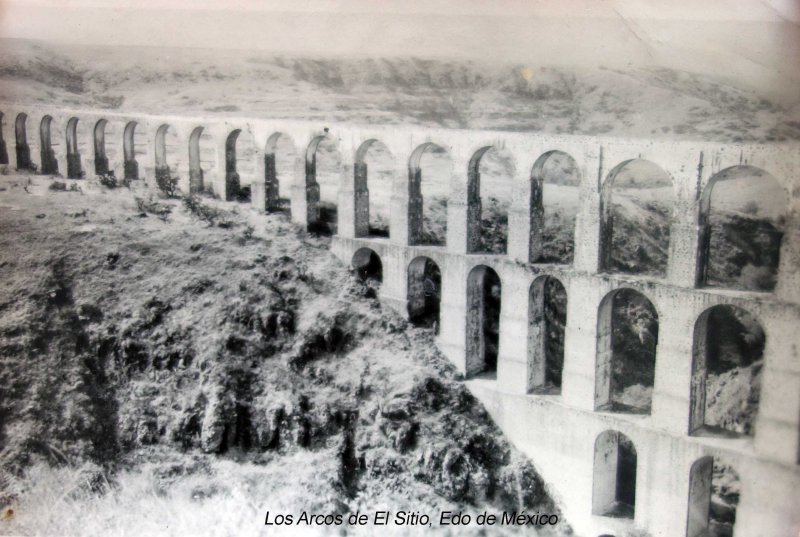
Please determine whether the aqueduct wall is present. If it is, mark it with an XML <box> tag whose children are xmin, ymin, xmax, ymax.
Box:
<box><xmin>1</xmin><ymin>103</ymin><xmax>799</xmax><ymax>537</ymax></box>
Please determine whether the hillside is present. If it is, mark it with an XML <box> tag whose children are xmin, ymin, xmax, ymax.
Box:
<box><xmin>1</xmin><ymin>38</ymin><xmax>799</xmax><ymax>142</ymax></box>
<box><xmin>0</xmin><ymin>172</ymin><xmax>566</xmax><ymax>536</ymax></box>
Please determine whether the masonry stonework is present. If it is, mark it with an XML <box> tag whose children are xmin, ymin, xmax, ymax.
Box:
<box><xmin>5</xmin><ymin>102</ymin><xmax>799</xmax><ymax>537</ymax></box>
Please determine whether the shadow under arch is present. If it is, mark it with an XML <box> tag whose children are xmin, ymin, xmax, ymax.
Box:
<box><xmin>354</xmin><ymin>138</ymin><xmax>394</xmax><ymax>238</ymax></box>
<box><xmin>225</xmin><ymin>129</ymin><xmax>247</xmax><ymax>202</ymax></box>
<box><xmin>123</xmin><ymin>121</ymin><xmax>139</xmax><ymax>180</ymax></box>
<box><xmin>697</xmin><ymin>165</ymin><xmax>787</xmax><ymax>292</ymax></box>
<box><xmin>686</xmin><ymin>456</ymin><xmax>740</xmax><ymax>537</ymax></box>
<box><xmin>600</xmin><ymin>158</ymin><xmax>675</xmax><ymax>276</ymax></box>
<box><xmin>530</xmin><ymin>150</ymin><xmax>582</xmax><ymax>264</ymax></box>
<box><xmin>408</xmin><ymin>142</ymin><xmax>450</xmax><ymax>246</ymax></box>
<box><xmin>527</xmin><ymin>274</ymin><xmax>567</xmax><ymax>394</ymax></box>
<box><xmin>93</xmin><ymin>119</ymin><xmax>109</xmax><ymax>175</ymax></box>
<box><xmin>351</xmin><ymin>247</ymin><xmax>383</xmax><ymax>283</ymax></box>
<box><xmin>689</xmin><ymin>304</ymin><xmax>764</xmax><ymax>437</ymax></box>
<box><xmin>15</xmin><ymin>112</ymin><xmax>32</xmax><ymax>170</ymax></box>
<box><xmin>595</xmin><ymin>287</ymin><xmax>659</xmax><ymax>414</ymax></box>
<box><xmin>407</xmin><ymin>256</ymin><xmax>442</xmax><ymax>331</ymax></box>
<box><xmin>66</xmin><ymin>116</ymin><xmax>82</xmax><ymax>178</ymax></box>
<box><xmin>305</xmin><ymin>134</ymin><xmax>340</xmax><ymax>234</ymax></box>
<box><xmin>264</xmin><ymin>131</ymin><xmax>295</xmax><ymax>213</ymax></box>
<box><xmin>592</xmin><ymin>429</ymin><xmax>637</xmax><ymax>519</ymax></box>
<box><xmin>40</xmin><ymin>115</ymin><xmax>58</xmax><ymax>175</ymax></box>
<box><xmin>467</xmin><ymin>145</ymin><xmax>516</xmax><ymax>255</ymax></box>
<box><xmin>188</xmin><ymin>126</ymin><xmax>205</xmax><ymax>193</ymax></box>
<box><xmin>466</xmin><ymin>264</ymin><xmax>501</xmax><ymax>378</ymax></box>
<box><xmin>0</xmin><ymin>111</ymin><xmax>7</xmax><ymax>165</ymax></box>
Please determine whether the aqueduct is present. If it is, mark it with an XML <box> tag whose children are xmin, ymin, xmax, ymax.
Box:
<box><xmin>1</xmin><ymin>103</ymin><xmax>799</xmax><ymax>537</ymax></box>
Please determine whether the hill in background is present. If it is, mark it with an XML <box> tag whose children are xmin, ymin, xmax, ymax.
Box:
<box><xmin>1</xmin><ymin>38</ymin><xmax>799</xmax><ymax>142</ymax></box>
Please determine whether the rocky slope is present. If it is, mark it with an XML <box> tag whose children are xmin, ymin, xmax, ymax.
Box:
<box><xmin>0</xmin><ymin>172</ymin><xmax>565</xmax><ymax>536</ymax></box>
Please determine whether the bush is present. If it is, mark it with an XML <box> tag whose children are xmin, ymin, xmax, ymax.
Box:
<box><xmin>49</xmin><ymin>181</ymin><xmax>67</xmax><ymax>191</ymax></box>
<box><xmin>183</xmin><ymin>195</ymin><xmax>221</xmax><ymax>225</ymax></box>
<box><xmin>155</xmin><ymin>166</ymin><xmax>179</xmax><ymax>198</ymax></box>
<box><xmin>135</xmin><ymin>195</ymin><xmax>172</xmax><ymax>221</ymax></box>
<box><xmin>99</xmin><ymin>172</ymin><xmax>130</xmax><ymax>190</ymax></box>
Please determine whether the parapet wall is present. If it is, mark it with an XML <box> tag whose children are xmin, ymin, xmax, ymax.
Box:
<box><xmin>2</xmin><ymin>102</ymin><xmax>799</xmax><ymax>537</ymax></box>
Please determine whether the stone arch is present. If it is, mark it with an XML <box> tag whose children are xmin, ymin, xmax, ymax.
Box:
<box><xmin>407</xmin><ymin>256</ymin><xmax>442</xmax><ymax>331</ymax></box>
<box><xmin>467</xmin><ymin>145</ymin><xmax>516</xmax><ymax>254</ymax></box>
<box><xmin>689</xmin><ymin>304</ymin><xmax>765</xmax><ymax>436</ymax></box>
<box><xmin>65</xmin><ymin>116</ymin><xmax>83</xmax><ymax>178</ymax></box>
<box><xmin>466</xmin><ymin>265</ymin><xmax>502</xmax><ymax>377</ymax></box>
<box><xmin>188</xmin><ymin>126</ymin><xmax>205</xmax><ymax>193</ymax></box>
<box><xmin>595</xmin><ymin>288</ymin><xmax>659</xmax><ymax>414</ymax></box>
<box><xmin>527</xmin><ymin>275</ymin><xmax>567</xmax><ymax>394</ymax></box>
<box><xmin>123</xmin><ymin>121</ymin><xmax>139</xmax><ymax>180</ymax></box>
<box><xmin>0</xmin><ymin>112</ymin><xmax>8</xmax><ymax>165</ymax></box>
<box><xmin>39</xmin><ymin>115</ymin><xmax>58</xmax><ymax>175</ymax></box>
<box><xmin>354</xmin><ymin>138</ymin><xmax>394</xmax><ymax>238</ymax></box>
<box><xmin>93</xmin><ymin>119</ymin><xmax>109</xmax><ymax>175</ymax></box>
<box><xmin>305</xmin><ymin>134</ymin><xmax>342</xmax><ymax>234</ymax></box>
<box><xmin>592</xmin><ymin>430</ymin><xmax>637</xmax><ymax>518</ymax></box>
<box><xmin>225</xmin><ymin>129</ymin><xmax>246</xmax><ymax>202</ymax></box>
<box><xmin>264</xmin><ymin>132</ymin><xmax>296</xmax><ymax>212</ymax></box>
<box><xmin>686</xmin><ymin>456</ymin><xmax>713</xmax><ymax>537</ymax></box>
<box><xmin>530</xmin><ymin>150</ymin><xmax>581</xmax><ymax>263</ymax></box>
<box><xmin>15</xmin><ymin>112</ymin><xmax>32</xmax><ymax>170</ymax></box>
<box><xmin>698</xmin><ymin>165</ymin><xmax>787</xmax><ymax>292</ymax></box>
<box><xmin>408</xmin><ymin>142</ymin><xmax>451</xmax><ymax>246</ymax></box>
<box><xmin>600</xmin><ymin>159</ymin><xmax>675</xmax><ymax>276</ymax></box>
<box><xmin>351</xmin><ymin>247</ymin><xmax>383</xmax><ymax>284</ymax></box>
<box><xmin>686</xmin><ymin>456</ymin><xmax>740</xmax><ymax>537</ymax></box>
<box><xmin>154</xmin><ymin>123</ymin><xmax>180</xmax><ymax>186</ymax></box>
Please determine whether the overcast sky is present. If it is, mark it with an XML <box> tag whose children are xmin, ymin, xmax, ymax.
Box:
<box><xmin>2</xmin><ymin>0</ymin><xmax>799</xmax><ymax>101</ymax></box>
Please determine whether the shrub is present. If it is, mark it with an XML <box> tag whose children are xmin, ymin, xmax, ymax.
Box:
<box><xmin>98</xmin><ymin>172</ymin><xmax>130</xmax><ymax>190</ymax></box>
<box><xmin>49</xmin><ymin>181</ymin><xmax>67</xmax><ymax>191</ymax></box>
<box><xmin>135</xmin><ymin>195</ymin><xmax>172</xmax><ymax>221</ymax></box>
<box><xmin>155</xmin><ymin>166</ymin><xmax>179</xmax><ymax>198</ymax></box>
<box><xmin>183</xmin><ymin>195</ymin><xmax>221</xmax><ymax>225</ymax></box>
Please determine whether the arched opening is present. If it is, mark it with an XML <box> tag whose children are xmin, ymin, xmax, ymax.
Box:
<box><xmin>351</xmin><ymin>248</ymin><xmax>383</xmax><ymax>284</ymax></box>
<box><xmin>699</xmin><ymin>166</ymin><xmax>786</xmax><ymax>292</ymax></box>
<box><xmin>527</xmin><ymin>275</ymin><xmax>567</xmax><ymax>394</ymax></box>
<box><xmin>595</xmin><ymin>288</ymin><xmax>659</xmax><ymax>414</ymax></box>
<box><xmin>15</xmin><ymin>113</ymin><xmax>32</xmax><ymax>170</ymax></box>
<box><xmin>687</xmin><ymin>456</ymin><xmax>740</xmax><ymax>537</ymax></box>
<box><xmin>593</xmin><ymin>430</ymin><xmax>637</xmax><ymax>519</ymax></box>
<box><xmin>467</xmin><ymin>146</ymin><xmax>515</xmax><ymax>254</ymax></box>
<box><xmin>123</xmin><ymin>121</ymin><xmax>140</xmax><ymax>180</ymax></box>
<box><xmin>690</xmin><ymin>305</ymin><xmax>764</xmax><ymax>437</ymax></box>
<box><xmin>354</xmin><ymin>139</ymin><xmax>394</xmax><ymax>238</ymax></box>
<box><xmin>155</xmin><ymin>124</ymin><xmax>180</xmax><ymax>190</ymax></box>
<box><xmin>305</xmin><ymin>135</ymin><xmax>342</xmax><ymax>235</ymax></box>
<box><xmin>188</xmin><ymin>126</ymin><xmax>216</xmax><ymax>194</ymax></box>
<box><xmin>0</xmin><ymin>112</ymin><xmax>8</xmax><ymax>165</ymax></box>
<box><xmin>188</xmin><ymin>127</ymin><xmax>204</xmax><ymax>193</ymax></box>
<box><xmin>407</xmin><ymin>256</ymin><xmax>442</xmax><ymax>331</ymax></box>
<box><xmin>408</xmin><ymin>142</ymin><xmax>451</xmax><ymax>246</ymax></box>
<box><xmin>223</xmin><ymin>129</ymin><xmax>256</xmax><ymax>202</ymax></box>
<box><xmin>600</xmin><ymin>159</ymin><xmax>674</xmax><ymax>276</ymax></box>
<box><xmin>466</xmin><ymin>265</ymin><xmax>501</xmax><ymax>377</ymax></box>
<box><xmin>65</xmin><ymin>117</ymin><xmax>83</xmax><ymax>178</ymax></box>
<box><xmin>39</xmin><ymin>115</ymin><xmax>58</xmax><ymax>175</ymax></box>
<box><xmin>530</xmin><ymin>151</ymin><xmax>581</xmax><ymax>263</ymax></box>
<box><xmin>264</xmin><ymin>132</ymin><xmax>296</xmax><ymax>213</ymax></box>
<box><xmin>93</xmin><ymin>119</ymin><xmax>109</xmax><ymax>175</ymax></box>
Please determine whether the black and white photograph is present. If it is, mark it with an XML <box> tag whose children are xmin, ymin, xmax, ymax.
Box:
<box><xmin>0</xmin><ymin>1</ymin><xmax>798</xmax><ymax>535</ymax></box>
